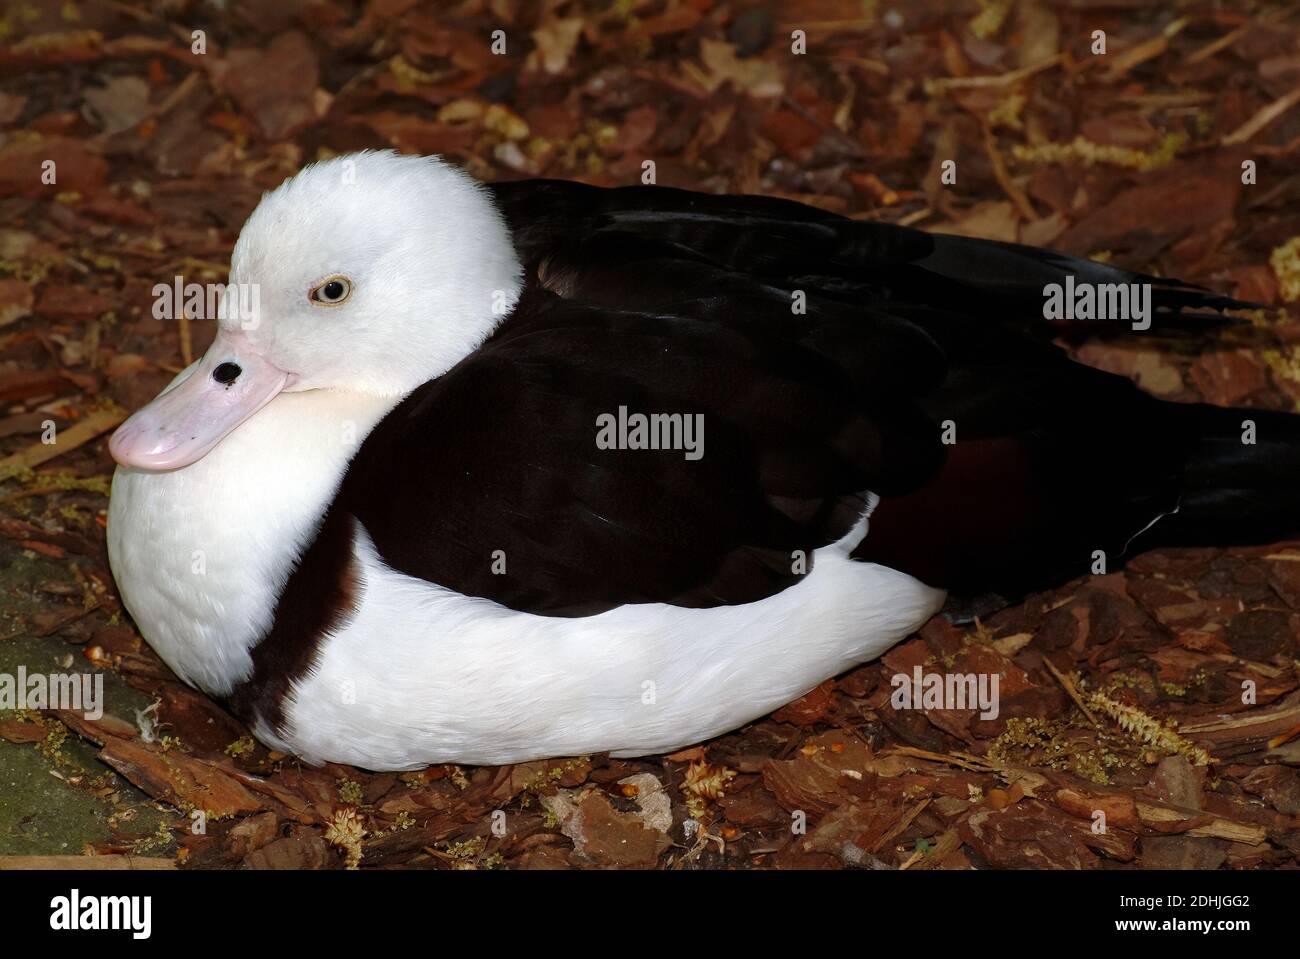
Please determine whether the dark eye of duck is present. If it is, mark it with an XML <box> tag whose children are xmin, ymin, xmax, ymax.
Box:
<box><xmin>310</xmin><ymin>276</ymin><xmax>351</xmax><ymax>305</ymax></box>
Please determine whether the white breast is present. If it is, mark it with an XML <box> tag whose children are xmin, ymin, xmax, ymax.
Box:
<box><xmin>107</xmin><ymin>375</ymin><xmax>392</xmax><ymax>695</ymax></box>
<box><xmin>271</xmin><ymin>513</ymin><xmax>946</xmax><ymax>770</ymax></box>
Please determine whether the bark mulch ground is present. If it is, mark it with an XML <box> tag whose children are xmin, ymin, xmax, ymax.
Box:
<box><xmin>1</xmin><ymin>0</ymin><xmax>1300</xmax><ymax>870</ymax></box>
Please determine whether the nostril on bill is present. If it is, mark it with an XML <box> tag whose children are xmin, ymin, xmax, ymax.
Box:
<box><xmin>213</xmin><ymin>362</ymin><xmax>242</xmax><ymax>385</ymax></box>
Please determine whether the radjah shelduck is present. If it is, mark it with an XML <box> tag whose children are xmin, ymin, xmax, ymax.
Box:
<box><xmin>107</xmin><ymin>150</ymin><xmax>1300</xmax><ymax>771</ymax></box>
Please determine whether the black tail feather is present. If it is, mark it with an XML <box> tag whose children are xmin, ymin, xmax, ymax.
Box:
<box><xmin>1141</xmin><ymin>402</ymin><xmax>1300</xmax><ymax>550</ymax></box>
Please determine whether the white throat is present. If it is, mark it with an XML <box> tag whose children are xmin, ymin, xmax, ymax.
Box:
<box><xmin>107</xmin><ymin>385</ymin><xmax>394</xmax><ymax>694</ymax></box>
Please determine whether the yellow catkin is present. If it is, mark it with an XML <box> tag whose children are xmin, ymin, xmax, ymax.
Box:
<box><xmin>970</xmin><ymin>0</ymin><xmax>1014</xmax><ymax>39</ymax></box>
<box><xmin>1269</xmin><ymin>236</ymin><xmax>1300</xmax><ymax>303</ymax></box>
<box><xmin>1012</xmin><ymin>132</ymin><xmax>1187</xmax><ymax>172</ymax></box>
<box><xmin>324</xmin><ymin>808</ymin><xmax>366</xmax><ymax>870</ymax></box>
<box><xmin>1087</xmin><ymin>691</ymin><xmax>1212</xmax><ymax>766</ymax></box>
<box><xmin>988</xmin><ymin>91</ymin><xmax>1027</xmax><ymax>130</ymax></box>
<box><xmin>679</xmin><ymin>762</ymin><xmax>736</xmax><ymax>819</ymax></box>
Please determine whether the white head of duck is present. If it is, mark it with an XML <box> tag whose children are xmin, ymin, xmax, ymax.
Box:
<box><xmin>110</xmin><ymin>150</ymin><xmax>523</xmax><ymax>470</ymax></box>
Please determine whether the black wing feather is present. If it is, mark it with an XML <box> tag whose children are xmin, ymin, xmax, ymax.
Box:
<box><xmin>336</xmin><ymin>286</ymin><xmax>932</xmax><ymax>614</ymax></box>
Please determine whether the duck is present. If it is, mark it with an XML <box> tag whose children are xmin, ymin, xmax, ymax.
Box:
<box><xmin>106</xmin><ymin>149</ymin><xmax>1300</xmax><ymax>771</ymax></box>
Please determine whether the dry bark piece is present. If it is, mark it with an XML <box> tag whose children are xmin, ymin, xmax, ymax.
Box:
<box><xmin>360</xmin><ymin>810</ymin><xmax>479</xmax><ymax>865</ymax></box>
<box><xmin>1059</xmin><ymin>172</ymin><xmax>1239</xmax><ymax>256</ymax></box>
<box><xmin>903</xmin><ymin>826</ymin><xmax>966</xmax><ymax>870</ymax></box>
<box><xmin>1223</xmin><ymin>608</ymin><xmax>1292</xmax><ymax>660</ymax></box>
<box><xmin>542</xmin><ymin>791</ymin><xmax>671</xmax><ymax>868</ymax></box>
<box><xmin>1134</xmin><ymin>800</ymin><xmax>1267</xmax><ymax>844</ymax></box>
<box><xmin>53</xmin><ymin>708</ymin><xmax>139</xmax><ymax>744</ymax></box>
<box><xmin>83</xmin><ymin>75</ymin><xmax>150</xmax><ymax>134</ymax></box>
<box><xmin>375</xmin><ymin>778</ymin><xmax>462</xmax><ymax>817</ymax></box>
<box><xmin>1141</xmin><ymin>835</ymin><xmax>1229</xmax><ymax>869</ymax></box>
<box><xmin>0</xmin><ymin>29</ymin><xmax>104</xmax><ymax>70</ymax></box>
<box><xmin>0</xmin><ymin>718</ymin><xmax>47</xmax><ymax>744</ymax></box>
<box><xmin>1150</xmin><ymin>755</ymin><xmax>1203</xmax><ymax>810</ymax></box>
<box><xmin>216</xmin><ymin>31</ymin><xmax>320</xmax><ymax>141</ymax></box>
<box><xmin>154</xmin><ymin>683</ymin><xmax>249</xmax><ymax>754</ymax></box>
<box><xmin>98</xmin><ymin>737</ymin><xmax>264</xmax><ymax>818</ymax></box>
<box><xmin>763</xmin><ymin>731</ymin><xmax>877</xmax><ymax>821</ymax></box>
<box><xmin>1241</xmin><ymin>766</ymin><xmax>1300</xmax><ymax>815</ymax></box>
<box><xmin>799</xmin><ymin>797</ymin><xmax>924</xmax><ymax>864</ymax></box>
<box><xmin>0</xmin><ymin>136</ymin><xmax>108</xmax><ymax>197</ymax></box>
<box><xmin>0</xmin><ymin>90</ymin><xmax>27</xmax><ymax>124</ymax></box>
<box><xmin>963</xmin><ymin>801</ymin><xmax>1096</xmax><ymax>869</ymax></box>
<box><xmin>223</xmin><ymin>811</ymin><xmax>280</xmax><ymax>860</ymax></box>
<box><xmin>241</xmin><ymin>830</ymin><xmax>335</xmax><ymax>870</ymax></box>
<box><xmin>0</xmin><ymin>278</ymin><xmax>32</xmax><ymax>328</ymax></box>
<box><xmin>513</xmin><ymin>844</ymin><xmax>575</xmax><ymax>869</ymax></box>
<box><xmin>1053</xmin><ymin>786</ymin><xmax>1141</xmax><ymax>831</ymax></box>
<box><xmin>1181</xmin><ymin>690</ymin><xmax>1300</xmax><ymax>757</ymax></box>
<box><xmin>718</xmin><ymin>786</ymin><xmax>787</xmax><ymax>828</ymax></box>
<box><xmin>35</xmin><ymin>285</ymin><xmax>116</xmax><ymax>322</ymax></box>
<box><xmin>0</xmin><ymin>370</ymin><xmax>85</xmax><ymax>404</ymax></box>
<box><xmin>0</xmin><ymin>407</ymin><xmax>125</xmax><ymax>481</ymax></box>
<box><xmin>1189</xmin><ymin>350</ymin><xmax>1268</xmax><ymax>406</ymax></box>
